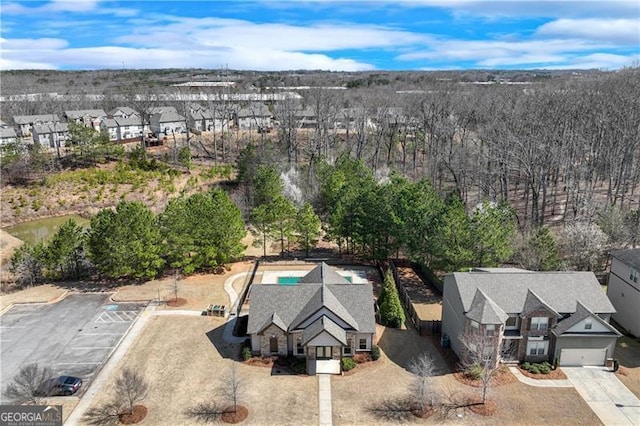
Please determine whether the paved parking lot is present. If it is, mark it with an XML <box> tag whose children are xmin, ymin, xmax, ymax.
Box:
<box><xmin>0</xmin><ymin>294</ymin><xmax>145</xmax><ymax>403</ymax></box>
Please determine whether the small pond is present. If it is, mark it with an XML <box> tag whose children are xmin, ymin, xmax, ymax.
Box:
<box><xmin>3</xmin><ymin>214</ymin><xmax>90</xmax><ymax>246</ymax></box>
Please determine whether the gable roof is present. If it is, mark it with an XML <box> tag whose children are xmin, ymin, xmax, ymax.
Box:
<box><xmin>108</xmin><ymin>107</ymin><xmax>138</xmax><ymax>116</ymax></box>
<box><xmin>33</xmin><ymin>122</ymin><xmax>68</xmax><ymax>134</ymax></box>
<box><xmin>610</xmin><ymin>249</ymin><xmax>640</xmax><ymax>271</ymax></box>
<box><xmin>13</xmin><ymin>114</ymin><xmax>59</xmax><ymax>125</ymax></box>
<box><xmin>302</xmin><ymin>316</ymin><xmax>347</xmax><ymax>345</ymax></box>
<box><xmin>116</xmin><ymin>116</ymin><xmax>142</xmax><ymax>126</ymax></box>
<box><xmin>520</xmin><ymin>289</ymin><xmax>561</xmax><ymax>318</ymax></box>
<box><xmin>153</xmin><ymin>111</ymin><xmax>185</xmax><ymax>123</ymax></box>
<box><xmin>450</xmin><ymin>271</ymin><xmax>615</xmax><ymax>315</ymax></box>
<box><xmin>466</xmin><ymin>289</ymin><xmax>508</xmax><ymax>324</ymax></box>
<box><xmin>65</xmin><ymin>109</ymin><xmax>107</xmax><ymax>119</ymax></box>
<box><xmin>299</xmin><ymin>263</ymin><xmax>350</xmax><ymax>284</ymax></box>
<box><xmin>0</xmin><ymin>127</ymin><xmax>17</xmax><ymax>138</ymax></box>
<box><xmin>149</xmin><ymin>106</ymin><xmax>178</xmax><ymax>115</ymax></box>
<box><xmin>247</xmin><ymin>264</ymin><xmax>375</xmax><ymax>335</ymax></box>
<box><xmin>552</xmin><ymin>302</ymin><xmax>622</xmax><ymax>337</ymax></box>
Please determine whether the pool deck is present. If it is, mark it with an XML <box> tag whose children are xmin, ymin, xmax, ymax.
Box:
<box><xmin>262</xmin><ymin>268</ymin><xmax>368</xmax><ymax>285</ymax></box>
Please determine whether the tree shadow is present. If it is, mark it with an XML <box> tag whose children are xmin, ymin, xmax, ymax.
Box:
<box><xmin>377</xmin><ymin>325</ymin><xmax>452</xmax><ymax>376</ymax></box>
<box><xmin>366</xmin><ymin>396</ymin><xmax>417</xmax><ymax>422</ymax></box>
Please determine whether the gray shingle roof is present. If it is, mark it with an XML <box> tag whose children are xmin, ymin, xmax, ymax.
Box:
<box><xmin>108</xmin><ymin>107</ymin><xmax>138</xmax><ymax>116</ymax></box>
<box><xmin>115</xmin><ymin>116</ymin><xmax>142</xmax><ymax>126</ymax></box>
<box><xmin>610</xmin><ymin>249</ymin><xmax>640</xmax><ymax>271</ymax></box>
<box><xmin>465</xmin><ymin>289</ymin><xmax>508</xmax><ymax>324</ymax></box>
<box><xmin>13</xmin><ymin>114</ymin><xmax>59</xmax><ymax>124</ymax></box>
<box><xmin>149</xmin><ymin>106</ymin><xmax>178</xmax><ymax>115</ymax></box>
<box><xmin>302</xmin><ymin>316</ymin><xmax>347</xmax><ymax>345</ymax></box>
<box><xmin>552</xmin><ymin>302</ymin><xmax>621</xmax><ymax>336</ymax></box>
<box><xmin>32</xmin><ymin>123</ymin><xmax>68</xmax><ymax>134</ymax></box>
<box><xmin>102</xmin><ymin>118</ymin><xmax>118</xmax><ymax>128</ymax></box>
<box><xmin>450</xmin><ymin>271</ymin><xmax>615</xmax><ymax>315</ymax></box>
<box><xmin>65</xmin><ymin>109</ymin><xmax>107</xmax><ymax>119</ymax></box>
<box><xmin>299</xmin><ymin>263</ymin><xmax>349</xmax><ymax>284</ymax></box>
<box><xmin>0</xmin><ymin>127</ymin><xmax>17</xmax><ymax>138</ymax></box>
<box><xmin>154</xmin><ymin>111</ymin><xmax>185</xmax><ymax>123</ymax></box>
<box><xmin>247</xmin><ymin>265</ymin><xmax>375</xmax><ymax>335</ymax></box>
<box><xmin>520</xmin><ymin>289</ymin><xmax>561</xmax><ymax>318</ymax></box>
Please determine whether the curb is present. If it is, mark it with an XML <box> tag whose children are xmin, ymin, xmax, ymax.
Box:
<box><xmin>0</xmin><ymin>289</ymin><xmax>71</xmax><ymax>316</ymax></box>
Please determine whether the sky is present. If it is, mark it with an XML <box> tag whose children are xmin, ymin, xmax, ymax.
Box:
<box><xmin>0</xmin><ymin>0</ymin><xmax>638</xmax><ymax>71</ymax></box>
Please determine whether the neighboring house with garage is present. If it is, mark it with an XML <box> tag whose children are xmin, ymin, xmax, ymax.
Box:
<box><xmin>247</xmin><ymin>263</ymin><xmax>376</xmax><ymax>375</ymax></box>
<box><xmin>441</xmin><ymin>269</ymin><xmax>620</xmax><ymax>367</ymax></box>
<box><xmin>607</xmin><ymin>249</ymin><xmax>640</xmax><ymax>337</ymax></box>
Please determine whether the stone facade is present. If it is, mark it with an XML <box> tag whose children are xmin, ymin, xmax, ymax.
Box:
<box><xmin>258</xmin><ymin>324</ymin><xmax>288</xmax><ymax>356</ymax></box>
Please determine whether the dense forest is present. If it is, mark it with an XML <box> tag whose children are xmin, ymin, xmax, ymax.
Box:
<box><xmin>2</xmin><ymin>67</ymin><xmax>639</xmax><ymax>283</ymax></box>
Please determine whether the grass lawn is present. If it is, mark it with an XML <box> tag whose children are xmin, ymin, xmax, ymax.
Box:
<box><xmin>85</xmin><ymin>316</ymin><xmax>318</xmax><ymax>425</ymax></box>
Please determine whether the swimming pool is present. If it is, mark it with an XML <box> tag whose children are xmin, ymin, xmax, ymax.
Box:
<box><xmin>276</xmin><ymin>276</ymin><xmax>352</xmax><ymax>285</ymax></box>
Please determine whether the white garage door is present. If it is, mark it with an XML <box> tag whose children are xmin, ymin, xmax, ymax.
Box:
<box><xmin>560</xmin><ymin>348</ymin><xmax>606</xmax><ymax>366</ymax></box>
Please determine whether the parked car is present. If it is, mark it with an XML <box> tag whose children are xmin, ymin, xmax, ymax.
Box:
<box><xmin>37</xmin><ymin>376</ymin><xmax>83</xmax><ymax>396</ymax></box>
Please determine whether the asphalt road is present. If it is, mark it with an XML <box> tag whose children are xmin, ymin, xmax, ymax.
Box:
<box><xmin>0</xmin><ymin>294</ymin><xmax>145</xmax><ymax>403</ymax></box>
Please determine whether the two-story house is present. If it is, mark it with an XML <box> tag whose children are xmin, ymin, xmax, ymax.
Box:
<box><xmin>442</xmin><ymin>269</ymin><xmax>620</xmax><ymax>367</ymax></box>
<box><xmin>149</xmin><ymin>111</ymin><xmax>186</xmax><ymax>137</ymax></box>
<box><xmin>64</xmin><ymin>109</ymin><xmax>107</xmax><ymax>131</ymax></box>
<box><xmin>236</xmin><ymin>103</ymin><xmax>271</xmax><ymax>130</ymax></box>
<box><xmin>607</xmin><ymin>249</ymin><xmax>640</xmax><ymax>337</ymax></box>
<box><xmin>32</xmin><ymin>122</ymin><xmax>70</xmax><ymax>148</ymax></box>
<box><xmin>13</xmin><ymin>114</ymin><xmax>59</xmax><ymax>137</ymax></box>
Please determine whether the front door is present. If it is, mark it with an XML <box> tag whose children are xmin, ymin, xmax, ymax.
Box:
<box><xmin>269</xmin><ymin>337</ymin><xmax>278</xmax><ymax>353</ymax></box>
<box><xmin>316</xmin><ymin>346</ymin><xmax>332</xmax><ymax>359</ymax></box>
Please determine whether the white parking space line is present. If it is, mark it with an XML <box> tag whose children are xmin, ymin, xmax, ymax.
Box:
<box><xmin>95</xmin><ymin>311</ymin><xmax>139</xmax><ymax>323</ymax></box>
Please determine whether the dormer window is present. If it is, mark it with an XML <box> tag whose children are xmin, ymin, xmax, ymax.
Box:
<box><xmin>530</xmin><ymin>317</ymin><xmax>548</xmax><ymax>331</ymax></box>
<box><xmin>585</xmin><ymin>319</ymin><xmax>593</xmax><ymax>330</ymax></box>
<box><xmin>630</xmin><ymin>268</ymin><xmax>638</xmax><ymax>283</ymax></box>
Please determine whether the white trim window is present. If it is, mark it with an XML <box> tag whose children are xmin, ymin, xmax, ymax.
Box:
<box><xmin>584</xmin><ymin>319</ymin><xmax>593</xmax><ymax>330</ymax></box>
<box><xmin>343</xmin><ymin>339</ymin><xmax>353</xmax><ymax>356</ymax></box>
<box><xmin>630</xmin><ymin>268</ymin><xmax>638</xmax><ymax>283</ymax></box>
<box><xmin>358</xmin><ymin>338</ymin><xmax>368</xmax><ymax>351</ymax></box>
<box><xmin>526</xmin><ymin>340</ymin><xmax>548</xmax><ymax>356</ymax></box>
<box><xmin>296</xmin><ymin>341</ymin><xmax>304</xmax><ymax>355</ymax></box>
<box><xmin>470</xmin><ymin>320</ymin><xmax>479</xmax><ymax>332</ymax></box>
<box><xmin>530</xmin><ymin>317</ymin><xmax>549</xmax><ymax>331</ymax></box>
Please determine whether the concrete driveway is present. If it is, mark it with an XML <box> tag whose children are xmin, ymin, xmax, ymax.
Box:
<box><xmin>564</xmin><ymin>367</ymin><xmax>640</xmax><ymax>425</ymax></box>
<box><xmin>0</xmin><ymin>294</ymin><xmax>145</xmax><ymax>403</ymax></box>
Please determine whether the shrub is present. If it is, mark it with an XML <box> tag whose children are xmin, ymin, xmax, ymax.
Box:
<box><xmin>465</xmin><ymin>363</ymin><xmax>484</xmax><ymax>380</ymax></box>
<box><xmin>291</xmin><ymin>358</ymin><xmax>306</xmax><ymax>374</ymax></box>
<box><xmin>341</xmin><ymin>357</ymin><xmax>357</xmax><ymax>372</ymax></box>
<box><xmin>522</xmin><ymin>362</ymin><xmax>531</xmax><ymax>370</ymax></box>
<box><xmin>371</xmin><ymin>344</ymin><xmax>381</xmax><ymax>361</ymax></box>
<box><xmin>538</xmin><ymin>364</ymin><xmax>551</xmax><ymax>374</ymax></box>
<box><xmin>241</xmin><ymin>346</ymin><xmax>252</xmax><ymax>361</ymax></box>
<box><xmin>528</xmin><ymin>365</ymin><xmax>540</xmax><ymax>374</ymax></box>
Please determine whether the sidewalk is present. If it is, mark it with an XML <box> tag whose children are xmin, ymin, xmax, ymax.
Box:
<box><xmin>508</xmin><ymin>367</ymin><xmax>573</xmax><ymax>387</ymax></box>
<box><xmin>318</xmin><ymin>374</ymin><xmax>333</xmax><ymax>426</ymax></box>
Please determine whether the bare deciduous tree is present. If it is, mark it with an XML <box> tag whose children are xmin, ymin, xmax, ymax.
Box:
<box><xmin>218</xmin><ymin>363</ymin><xmax>244</xmax><ymax>413</ymax></box>
<box><xmin>83</xmin><ymin>402</ymin><xmax>122</xmax><ymax>426</ymax></box>
<box><xmin>115</xmin><ymin>368</ymin><xmax>149</xmax><ymax>416</ymax></box>
<box><xmin>408</xmin><ymin>352</ymin><xmax>437</xmax><ymax>416</ymax></box>
<box><xmin>4</xmin><ymin>362</ymin><xmax>54</xmax><ymax>405</ymax></box>
<box><xmin>459</xmin><ymin>327</ymin><xmax>501</xmax><ymax>405</ymax></box>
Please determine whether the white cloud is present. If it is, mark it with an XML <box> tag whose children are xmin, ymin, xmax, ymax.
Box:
<box><xmin>1</xmin><ymin>0</ymin><xmax>137</xmax><ymax>17</ymax></box>
<box><xmin>536</xmin><ymin>19</ymin><xmax>640</xmax><ymax>44</ymax></box>
<box><xmin>0</xmin><ymin>43</ymin><xmax>375</xmax><ymax>71</ymax></box>
<box><xmin>115</xmin><ymin>17</ymin><xmax>430</xmax><ymax>52</ymax></box>
<box><xmin>540</xmin><ymin>53</ymin><xmax>640</xmax><ymax>70</ymax></box>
